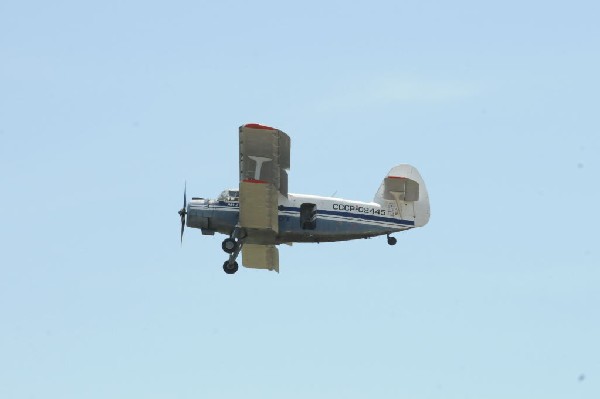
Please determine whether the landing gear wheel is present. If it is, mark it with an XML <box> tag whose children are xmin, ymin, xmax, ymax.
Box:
<box><xmin>387</xmin><ymin>236</ymin><xmax>397</xmax><ymax>246</ymax></box>
<box><xmin>222</xmin><ymin>238</ymin><xmax>237</xmax><ymax>254</ymax></box>
<box><xmin>223</xmin><ymin>261</ymin><xmax>239</xmax><ymax>274</ymax></box>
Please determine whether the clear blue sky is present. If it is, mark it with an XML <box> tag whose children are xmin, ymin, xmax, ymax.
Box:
<box><xmin>1</xmin><ymin>1</ymin><xmax>599</xmax><ymax>398</ymax></box>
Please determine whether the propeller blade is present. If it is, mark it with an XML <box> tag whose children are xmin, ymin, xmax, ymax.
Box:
<box><xmin>180</xmin><ymin>214</ymin><xmax>185</xmax><ymax>243</ymax></box>
<box><xmin>179</xmin><ymin>182</ymin><xmax>187</xmax><ymax>244</ymax></box>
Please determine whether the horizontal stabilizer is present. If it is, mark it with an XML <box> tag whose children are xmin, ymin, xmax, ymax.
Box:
<box><xmin>242</xmin><ymin>244</ymin><xmax>279</xmax><ymax>273</ymax></box>
<box><xmin>384</xmin><ymin>176</ymin><xmax>419</xmax><ymax>202</ymax></box>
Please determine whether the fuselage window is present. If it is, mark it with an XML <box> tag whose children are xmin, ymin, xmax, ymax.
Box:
<box><xmin>300</xmin><ymin>203</ymin><xmax>317</xmax><ymax>230</ymax></box>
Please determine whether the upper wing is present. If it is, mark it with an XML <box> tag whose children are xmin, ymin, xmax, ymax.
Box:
<box><xmin>238</xmin><ymin>123</ymin><xmax>290</xmax><ymax>243</ymax></box>
<box><xmin>239</xmin><ymin>123</ymin><xmax>290</xmax><ymax>193</ymax></box>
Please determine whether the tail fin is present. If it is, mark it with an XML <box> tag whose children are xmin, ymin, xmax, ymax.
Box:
<box><xmin>374</xmin><ymin>164</ymin><xmax>430</xmax><ymax>227</ymax></box>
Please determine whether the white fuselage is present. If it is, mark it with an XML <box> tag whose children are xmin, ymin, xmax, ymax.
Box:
<box><xmin>186</xmin><ymin>192</ymin><xmax>414</xmax><ymax>244</ymax></box>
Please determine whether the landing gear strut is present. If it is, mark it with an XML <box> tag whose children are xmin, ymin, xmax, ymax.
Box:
<box><xmin>222</xmin><ymin>225</ymin><xmax>245</xmax><ymax>274</ymax></box>
<box><xmin>387</xmin><ymin>234</ymin><xmax>397</xmax><ymax>246</ymax></box>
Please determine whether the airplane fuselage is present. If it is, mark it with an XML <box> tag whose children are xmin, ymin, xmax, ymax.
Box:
<box><xmin>186</xmin><ymin>192</ymin><xmax>414</xmax><ymax>244</ymax></box>
<box><xmin>179</xmin><ymin>123</ymin><xmax>430</xmax><ymax>273</ymax></box>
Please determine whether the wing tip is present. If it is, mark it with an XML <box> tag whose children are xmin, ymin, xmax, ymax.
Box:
<box><xmin>243</xmin><ymin>123</ymin><xmax>277</xmax><ymax>131</ymax></box>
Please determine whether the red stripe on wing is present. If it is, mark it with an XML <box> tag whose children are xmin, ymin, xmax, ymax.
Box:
<box><xmin>244</xmin><ymin>123</ymin><xmax>276</xmax><ymax>130</ymax></box>
<box><xmin>242</xmin><ymin>178</ymin><xmax>268</xmax><ymax>184</ymax></box>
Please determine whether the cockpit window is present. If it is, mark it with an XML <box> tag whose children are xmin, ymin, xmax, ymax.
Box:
<box><xmin>218</xmin><ymin>190</ymin><xmax>239</xmax><ymax>201</ymax></box>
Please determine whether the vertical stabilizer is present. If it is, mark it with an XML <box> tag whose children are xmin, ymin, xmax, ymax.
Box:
<box><xmin>374</xmin><ymin>164</ymin><xmax>430</xmax><ymax>227</ymax></box>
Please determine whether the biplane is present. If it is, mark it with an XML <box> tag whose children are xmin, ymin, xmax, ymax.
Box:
<box><xmin>178</xmin><ymin>123</ymin><xmax>430</xmax><ymax>274</ymax></box>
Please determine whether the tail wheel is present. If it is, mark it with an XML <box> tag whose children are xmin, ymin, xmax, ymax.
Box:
<box><xmin>387</xmin><ymin>236</ymin><xmax>397</xmax><ymax>246</ymax></box>
<box><xmin>223</xmin><ymin>261</ymin><xmax>239</xmax><ymax>274</ymax></box>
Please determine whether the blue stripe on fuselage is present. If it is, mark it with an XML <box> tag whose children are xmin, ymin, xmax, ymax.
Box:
<box><xmin>215</xmin><ymin>202</ymin><xmax>414</xmax><ymax>226</ymax></box>
<box><xmin>280</xmin><ymin>206</ymin><xmax>414</xmax><ymax>226</ymax></box>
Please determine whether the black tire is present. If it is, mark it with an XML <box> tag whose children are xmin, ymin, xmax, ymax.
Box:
<box><xmin>222</xmin><ymin>238</ymin><xmax>237</xmax><ymax>254</ymax></box>
<box><xmin>223</xmin><ymin>261</ymin><xmax>239</xmax><ymax>274</ymax></box>
<box><xmin>387</xmin><ymin>236</ymin><xmax>397</xmax><ymax>246</ymax></box>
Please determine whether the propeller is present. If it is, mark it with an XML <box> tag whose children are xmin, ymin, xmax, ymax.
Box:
<box><xmin>178</xmin><ymin>182</ymin><xmax>187</xmax><ymax>244</ymax></box>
